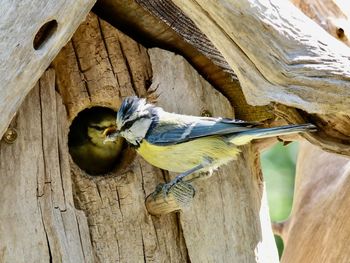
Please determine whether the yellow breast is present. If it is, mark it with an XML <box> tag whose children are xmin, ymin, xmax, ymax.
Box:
<box><xmin>136</xmin><ymin>136</ymin><xmax>240</xmax><ymax>173</ymax></box>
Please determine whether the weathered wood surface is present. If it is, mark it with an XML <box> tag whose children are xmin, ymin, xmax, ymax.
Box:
<box><xmin>278</xmin><ymin>141</ymin><xmax>350</xmax><ymax>263</ymax></box>
<box><xmin>0</xmin><ymin>70</ymin><xmax>94</xmax><ymax>262</ymax></box>
<box><xmin>94</xmin><ymin>0</ymin><xmax>273</xmax><ymax>121</ymax></box>
<box><xmin>270</xmin><ymin>2</ymin><xmax>350</xmax><ymax>262</ymax></box>
<box><xmin>292</xmin><ymin>0</ymin><xmax>350</xmax><ymax>46</ymax></box>
<box><xmin>171</xmin><ymin>0</ymin><xmax>350</xmax><ymax>114</ymax></box>
<box><xmin>169</xmin><ymin>0</ymin><xmax>350</xmax><ymax>157</ymax></box>
<box><xmin>0</xmin><ymin>0</ymin><xmax>96</xmax><ymax>141</ymax></box>
<box><xmin>52</xmin><ymin>13</ymin><xmax>152</xmax><ymax>120</ymax></box>
<box><xmin>51</xmin><ymin>13</ymin><xmax>278</xmax><ymax>262</ymax></box>
<box><xmin>53</xmin><ymin>13</ymin><xmax>188</xmax><ymax>262</ymax></box>
<box><xmin>3</xmin><ymin>0</ymin><xmax>350</xmax><ymax>155</ymax></box>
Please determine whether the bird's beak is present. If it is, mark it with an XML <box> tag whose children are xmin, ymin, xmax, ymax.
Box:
<box><xmin>103</xmin><ymin>126</ymin><xmax>120</xmax><ymax>144</ymax></box>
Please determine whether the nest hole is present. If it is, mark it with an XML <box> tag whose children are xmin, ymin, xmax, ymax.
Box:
<box><xmin>68</xmin><ymin>106</ymin><xmax>133</xmax><ymax>176</ymax></box>
<box><xmin>33</xmin><ymin>20</ymin><xmax>58</xmax><ymax>50</ymax></box>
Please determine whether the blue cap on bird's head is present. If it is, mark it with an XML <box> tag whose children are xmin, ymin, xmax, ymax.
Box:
<box><xmin>104</xmin><ymin>96</ymin><xmax>158</xmax><ymax>145</ymax></box>
<box><xmin>116</xmin><ymin>96</ymin><xmax>154</xmax><ymax>129</ymax></box>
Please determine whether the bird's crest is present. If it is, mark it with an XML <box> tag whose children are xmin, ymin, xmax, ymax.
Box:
<box><xmin>116</xmin><ymin>96</ymin><xmax>154</xmax><ymax>129</ymax></box>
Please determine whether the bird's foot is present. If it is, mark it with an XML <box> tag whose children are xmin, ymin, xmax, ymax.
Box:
<box><xmin>153</xmin><ymin>180</ymin><xmax>196</xmax><ymax>207</ymax></box>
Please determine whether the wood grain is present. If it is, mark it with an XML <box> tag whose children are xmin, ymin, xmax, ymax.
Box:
<box><xmin>54</xmin><ymin>13</ymin><xmax>189</xmax><ymax>262</ymax></box>
<box><xmin>171</xmin><ymin>0</ymin><xmax>350</xmax><ymax>115</ymax></box>
<box><xmin>281</xmin><ymin>141</ymin><xmax>350</xmax><ymax>263</ymax></box>
<box><xmin>95</xmin><ymin>0</ymin><xmax>272</xmax><ymax>121</ymax></box>
<box><xmin>168</xmin><ymin>0</ymin><xmax>350</xmax><ymax>158</ymax></box>
<box><xmin>0</xmin><ymin>0</ymin><xmax>96</xmax><ymax>140</ymax></box>
<box><xmin>0</xmin><ymin>69</ymin><xmax>93</xmax><ymax>263</ymax></box>
<box><xmin>272</xmin><ymin>2</ymin><xmax>350</xmax><ymax>262</ymax></box>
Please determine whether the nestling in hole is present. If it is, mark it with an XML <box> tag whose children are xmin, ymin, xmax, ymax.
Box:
<box><xmin>68</xmin><ymin>106</ymin><xmax>124</xmax><ymax>175</ymax></box>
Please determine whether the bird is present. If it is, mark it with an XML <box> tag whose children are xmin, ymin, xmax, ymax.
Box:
<box><xmin>68</xmin><ymin>107</ymin><xmax>124</xmax><ymax>175</ymax></box>
<box><xmin>103</xmin><ymin>96</ymin><xmax>316</xmax><ymax>198</ymax></box>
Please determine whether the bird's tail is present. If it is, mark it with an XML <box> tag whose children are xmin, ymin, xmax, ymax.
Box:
<box><xmin>230</xmin><ymin>123</ymin><xmax>316</xmax><ymax>145</ymax></box>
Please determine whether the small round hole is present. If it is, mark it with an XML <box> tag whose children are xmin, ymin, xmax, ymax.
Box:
<box><xmin>33</xmin><ymin>20</ymin><xmax>58</xmax><ymax>50</ymax></box>
<box><xmin>68</xmin><ymin>107</ymin><xmax>126</xmax><ymax>175</ymax></box>
<box><xmin>336</xmin><ymin>27</ymin><xmax>345</xmax><ymax>39</ymax></box>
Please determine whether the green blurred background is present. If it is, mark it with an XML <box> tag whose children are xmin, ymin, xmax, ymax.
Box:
<box><xmin>260</xmin><ymin>142</ymin><xmax>299</xmax><ymax>258</ymax></box>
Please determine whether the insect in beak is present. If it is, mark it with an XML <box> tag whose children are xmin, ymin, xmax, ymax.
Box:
<box><xmin>103</xmin><ymin>126</ymin><xmax>120</xmax><ymax>144</ymax></box>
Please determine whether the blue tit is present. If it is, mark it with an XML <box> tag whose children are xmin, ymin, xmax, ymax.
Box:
<box><xmin>104</xmin><ymin>96</ymin><xmax>316</xmax><ymax>195</ymax></box>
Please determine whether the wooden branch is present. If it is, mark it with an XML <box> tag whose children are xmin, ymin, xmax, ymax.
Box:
<box><xmin>171</xmin><ymin>0</ymin><xmax>350</xmax><ymax>115</ymax></box>
<box><xmin>270</xmin><ymin>0</ymin><xmax>350</xmax><ymax>155</ymax></box>
<box><xmin>0</xmin><ymin>0</ymin><xmax>96</xmax><ymax>140</ymax></box>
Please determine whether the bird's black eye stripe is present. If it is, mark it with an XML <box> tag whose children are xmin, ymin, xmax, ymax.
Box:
<box><xmin>121</xmin><ymin>116</ymin><xmax>147</xmax><ymax>131</ymax></box>
<box><xmin>89</xmin><ymin>125</ymin><xmax>106</xmax><ymax>131</ymax></box>
<box><xmin>121</xmin><ymin>121</ymin><xmax>134</xmax><ymax>131</ymax></box>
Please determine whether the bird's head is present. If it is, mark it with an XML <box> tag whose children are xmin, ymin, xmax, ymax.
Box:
<box><xmin>104</xmin><ymin>96</ymin><xmax>157</xmax><ymax>146</ymax></box>
<box><xmin>86</xmin><ymin>113</ymin><xmax>118</xmax><ymax>147</ymax></box>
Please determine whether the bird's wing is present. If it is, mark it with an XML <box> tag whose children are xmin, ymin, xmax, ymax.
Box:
<box><xmin>146</xmin><ymin>114</ymin><xmax>259</xmax><ymax>145</ymax></box>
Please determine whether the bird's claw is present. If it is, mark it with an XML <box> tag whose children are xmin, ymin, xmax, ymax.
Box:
<box><xmin>153</xmin><ymin>177</ymin><xmax>183</xmax><ymax>198</ymax></box>
<box><xmin>152</xmin><ymin>180</ymin><xmax>196</xmax><ymax>207</ymax></box>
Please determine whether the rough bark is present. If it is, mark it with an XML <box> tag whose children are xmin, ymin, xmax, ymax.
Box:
<box><xmin>2</xmin><ymin>0</ymin><xmax>348</xmax><ymax>262</ymax></box>
<box><xmin>0</xmin><ymin>70</ymin><xmax>94</xmax><ymax>262</ymax></box>
<box><xmin>50</xmin><ymin>13</ymin><xmax>278</xmax><ymax>262</ymax></box>
<box><xmin>0</xmin><ymin>0</ymin><xmax>96</xmax><ymax>140</ymax></box>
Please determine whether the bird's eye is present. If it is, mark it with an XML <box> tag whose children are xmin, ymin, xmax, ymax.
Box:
<box><xmin>121</xmin><ymin>116</ymin><xmax>147</xmax><ymax>131</ymax></box>
<box><xmin>89</xmin><ymin>125</ymin><xmax>106</xmax><ymax>131</ymax></box>
<box><xmin>122</xmin><ymin>121</ymin><xmax>134</xmax><ymax>131</ymax></box>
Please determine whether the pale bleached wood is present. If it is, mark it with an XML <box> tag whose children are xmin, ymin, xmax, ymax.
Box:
<box><xmin>279</xmin><ymin>141</ymin><xmax>350</xmax><ymax>263</ymax></box>
<box><xmin>40</xmin><ymin>70</ymin><xmax>66</xmax><ymax>210</ymax></box>
<box><xmin>171</xmin><ymin>0</ymin><xmax>350</xmax><ymax>115</ymax></box>
<box><xmin>0</xmin><ymin>0</ymin><xmax>96</xmax><ymax>140</ymax></box>
<box><xmin>52</xmin><ymin>12</ymin><xmax>152</xmax><ymax>120</ymax></box>
<box><xmin>269</xmin><ymin>2</ymin><xmax>350</xmax><ymax>262</ymax></box>
<box><xmin>292</xmin><ymin>0</ymin><xmax>350</xmax><ymax>46</ymax></box>
<box><xmin>0</xmin><ymin>69</ymin><xmax>93</xmax><ymax>262</ymax></box>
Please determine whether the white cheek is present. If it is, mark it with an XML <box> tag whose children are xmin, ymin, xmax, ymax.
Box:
<box><xmin>130</xmin><ymin>119</ymin><xmax>152</xmax><ymax>138</ymax></box>
<box><xmin>120</xmin><ymin>118</ymin><xmax>152</xmax><ymax>145</ymax></box>
<box><xmin>120</xmin><ymin>130</ymin><xmax>134</xmax><ymax>142</ymax></box>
